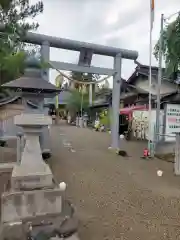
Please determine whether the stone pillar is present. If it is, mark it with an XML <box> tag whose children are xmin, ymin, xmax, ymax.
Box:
<box><xmin>89</xmin><ymin>84</ymin><xmax>93</xmax><ymax>105</ymax></box>
<box><xmin>41</xmin><ymin>41</ymin><xmax>50</xmax><ymax>82</ymax></box>
<box><xmin>79</xmin><ymin>117</ymin><xmax>83</xmax><ymax>128</ymax></box>
<box><xmin>40</xmin><ymin>41</ymin><xmax>50</xmax><ymax>108</ymax></box>
<box><xmin>84</xmin><ymin>119</ymin><xmax>87</xmax><ymax>128</ymax></box>
<box><xmin>111</xmin><ymin>54</ymin><xmax>122</xmax><ymax>149</ymax></box>
<box><xmin>174</xmin><ymin>133</ymin><xmax>180</xmax><ymax>175</ymax></box>
<box><xmin>11</xmin><ymin>113</ymin><xmax>53</xmax><ymax>190</ymax></box>
<box><xmin>38</xmin><ymin>96</ymin><xmax>51</xmax><ymax>156</ymax></box>
<box><xmin>41</xmin><ymin>126</ymin><xmax>51</xmax><ymax>156</ymax></box>
<box><xmin>76</xmin><ymin>116</ymin><xmax>79</xmax><ymax>127</ymax></box>
<box><xmin>16</xmin><ymin>132</ymin><xmax>24</xmax><ymax>164</ymax></box>
<box><xmin>83</xmin><ymin>113</ymin><xmax>88</xmax><ymax>128</ymax></box>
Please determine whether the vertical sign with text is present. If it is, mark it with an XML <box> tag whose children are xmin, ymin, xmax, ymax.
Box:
<box><xmin>166</xmin><ymin>104</ymin><xmax>180</xmax><ymax>133</ymax></box>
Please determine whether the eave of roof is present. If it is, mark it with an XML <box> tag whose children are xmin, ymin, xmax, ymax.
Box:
<box><xmin>1</xmin><ymin>75</ymin><xmax>61</xmax><ymax>94</ymax></box>
<box><xmin>127</xmin><ymin>62</ymin><xmax>174</xmax><ymax>85</ymax></box>
<box><xmin>0</xmin><ymin>96</ymin><xmax>20</xmax><ymax>106</ymax></box>
<box><xmin>0</xmin><ymin>96</ymin><xmax>38</xmax><ymax>108</ymax></box>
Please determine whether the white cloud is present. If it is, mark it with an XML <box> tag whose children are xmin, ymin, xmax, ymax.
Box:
<box><xmin>33</xmin><ymin>0</ymin><xmax>180</xmax><ymax>84</ymax></box>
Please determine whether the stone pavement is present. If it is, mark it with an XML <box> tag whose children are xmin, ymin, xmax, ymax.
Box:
<box><xmin>50</xmin><ymin>123</ymin><xmax>180</xmax><ymax>240</ymax></box>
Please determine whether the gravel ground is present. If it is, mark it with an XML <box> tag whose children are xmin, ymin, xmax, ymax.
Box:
<box><xmin>50</xmin><ymin>123</ymin><xmax>180</xmax><ymax>240</ymax></box>
<box><xmin>1</xmin><ymin>124</ymin><xmax>180</xmax><ymax>239</ymax></box>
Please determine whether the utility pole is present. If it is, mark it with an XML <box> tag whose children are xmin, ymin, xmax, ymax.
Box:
<box><xmin>155</xmin><ymin>14</ymin><xmax>164</xmax><ymax>145</ymax></box>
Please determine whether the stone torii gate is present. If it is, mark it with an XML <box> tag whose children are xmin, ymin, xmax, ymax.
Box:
<box><xmin>7</xmin><ymin>30</ymin><xmax>138</xmax><ymax>149</ymax></box>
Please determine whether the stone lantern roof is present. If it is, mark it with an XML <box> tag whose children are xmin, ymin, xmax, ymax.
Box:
<box><xmin>1</xmin><ymin>57</ymin><xmax>61</xmax><ymax>96</ymax></box>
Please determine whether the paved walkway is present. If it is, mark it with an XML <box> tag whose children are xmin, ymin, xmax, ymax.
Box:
<box><xmin>50</xmin><ymin>123</ymin><xmax>180</xmax><ymax>240</ymax></box>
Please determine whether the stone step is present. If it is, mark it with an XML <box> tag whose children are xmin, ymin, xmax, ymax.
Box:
<box><xmin>0</xmin><ymin>163</ymin><xmax>16</xmax><ymax>173</ymax></box>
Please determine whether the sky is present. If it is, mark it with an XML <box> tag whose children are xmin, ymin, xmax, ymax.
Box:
<box><xmin>32</xmin><ymin>0</ymin><xmax>180</xmax><ymax>86</ymax></box>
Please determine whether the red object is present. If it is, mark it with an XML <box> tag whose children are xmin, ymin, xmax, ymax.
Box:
<box><xmin>120</xmin><ymin>105</ymin><xmax>148</xmax><ymax>121</ymax></box>
<box><xmin>120</xmin><ymin>105</ymin><xmax>148</xmax><ymax>114</ymax></box>
<box><xmin>143</xmin><ymin>148</ymin><xmax>149</xmax><ymax>157</ymax></box>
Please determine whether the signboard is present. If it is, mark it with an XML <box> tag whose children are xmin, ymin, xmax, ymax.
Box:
<box><xmin>132</xmin><ymin>110</ymin><xmax>163</xmax><ymax>141</ymax></box>
<box><xmin>166</xmin><ymin>104</ymin><xmax>180</xmax><ymax>133</ymax></box>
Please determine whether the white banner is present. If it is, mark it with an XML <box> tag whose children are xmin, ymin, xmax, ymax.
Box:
<box><xmin>166</xmin><ymin>104</ymin><xmax>180</xmax><ymax>133</ymax></box>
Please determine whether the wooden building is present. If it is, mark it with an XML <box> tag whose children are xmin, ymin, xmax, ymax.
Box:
<box><xmin>127</xmin><ymin>62</ymin><xmax>178</xmax><ymax>108</ymax></box>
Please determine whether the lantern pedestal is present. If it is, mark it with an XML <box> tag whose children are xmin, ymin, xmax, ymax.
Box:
<box><xmin>11</xmin><ymin>114</ymin><xmax>53</xmax><ymax>190</ymax></box>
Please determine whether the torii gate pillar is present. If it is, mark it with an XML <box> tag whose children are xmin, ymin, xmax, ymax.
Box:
<box><xmin>111</xmin><ymin>54</ymin><xmax>122</xmax><ymax>149</ymax></box>
<box><xmin>41</xmin><ymin>41</ymin><xmax>50</xmax><ymax>81</ymax></box>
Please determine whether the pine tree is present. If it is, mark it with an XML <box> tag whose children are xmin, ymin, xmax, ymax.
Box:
<box><xmin>0</xmin><ymin>0</ymin><xmax>43</xmax><ymax>86</ymax></box>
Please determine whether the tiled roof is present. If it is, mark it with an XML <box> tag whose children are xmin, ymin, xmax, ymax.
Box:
<box><xmin>1</xmin><ymin>69</ymin><xmax>61</xmax><ymax>93</ymax></box>
<box><xmin>127</xmin><ymin>62</ymin><xmax>174</xmax><ymax>84</ymax></box>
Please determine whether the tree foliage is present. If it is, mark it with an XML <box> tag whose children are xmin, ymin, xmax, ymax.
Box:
<box><xmin>66</xmin><ymin>89</ymin><xmax>89</xmax><ymax>115</ymax></box>
<box><xmin>0</xmin><ymin>0</ymin><xmax>43</xmax><ymax>86</ymax></box>
<box><xmin>99</xmin><ymin>109</ymin><xmax>110</xmax><ymax>128</ymax></box>
<box><xmin>154</xmin><ymin>15</ymin><xmax>180</xmax><ymax>78</ymax></box>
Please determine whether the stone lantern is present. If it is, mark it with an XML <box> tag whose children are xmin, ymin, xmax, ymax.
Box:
<box><xmin>0</xmin><ymin>58</ymin><xmax>79</xmax><ymax>240</ymax></box>
<box><xmin>1</xmin><ymin>56</ymin><xmax>61</xmax><ymax>190</ymax></box>
<box><xmin>1</xmin><ymin>57</ymin><xmax>60</xmax><ymax>157</ymax></box>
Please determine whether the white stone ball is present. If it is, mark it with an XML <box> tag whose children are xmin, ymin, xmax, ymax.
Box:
<box><xmin>59</xmin><ymin>182</ymin><xmax>67</xmax><ymax>191</ymax></box>
<box><xmin>120</xmin><ymin>134</ymin><xmax>124</xmax><ymax>139</ymax></box>
<box><xmin>157</xmin><ymin>170</ymin><xmax>163</xmax><ymax>177</ymax></box>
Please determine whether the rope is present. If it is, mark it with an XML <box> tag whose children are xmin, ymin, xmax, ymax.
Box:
<box><xmin>49</xmin><ymin>62</ymin><xmax>112</xmax><ymax>85</ymax></box>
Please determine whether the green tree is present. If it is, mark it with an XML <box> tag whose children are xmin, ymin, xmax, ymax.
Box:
<box><xmin>154</xmin><ymin>15</ymin><xmax>180</xmax><ymax>78</ymax></box>
<box><xmin>99</xmin><ymin>109</ymin><xmax>111</xmax><ymax>129</ymax></box>
<box><xmin>66</xmin><ymin>89</ymin><xmax>89</xmax><ymax>116</ymax></box>
<box><xmin>0</xmin><ymin>0</ymin><xmax>43</xmax><ymax>85</ymax></box>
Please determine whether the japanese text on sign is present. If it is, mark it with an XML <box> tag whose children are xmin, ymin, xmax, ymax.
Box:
<box><xmin>166</xmin><ymin>104</ymin><xmax>180</xmax><ymax>133</ymax></box>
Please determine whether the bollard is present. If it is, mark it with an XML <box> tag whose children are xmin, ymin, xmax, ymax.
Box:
<box><xmin>83</xmin><ymin>119</ymin><xmax>87</xmax><ymax>128</ymax></box>
<box><xmin>76</xmin><ymin>117</ymin><xmax>79</xmax><ymax>127</ymax></box>
<box><xmin>79</xmin><ymin>117</ymin><xmax>83</xmax><ymax>128</ymax></box>
<box><xmin>83</xmin><ymin>113</ymin><xmax>88</xmax><ymax>128</ymax></box>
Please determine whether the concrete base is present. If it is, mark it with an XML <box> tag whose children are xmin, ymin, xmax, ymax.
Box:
<box><xmin>1</xmin><ymin>188</ymin><xmax>62</xmax><ymax>223</ymax></box>
<box><xmin>1</xmin><ymin>198</ymin><xmax>79</xmax><ymax>240</ymax></box>
<box><xmin>11</xmin><ymin>162</ymin><xmax>53</xmax><ymax>190</ymax></box>
<box><xmin>0</xmin><ymin>113</ymin><xmax>80</xmax><ymax>240</ymax></box>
